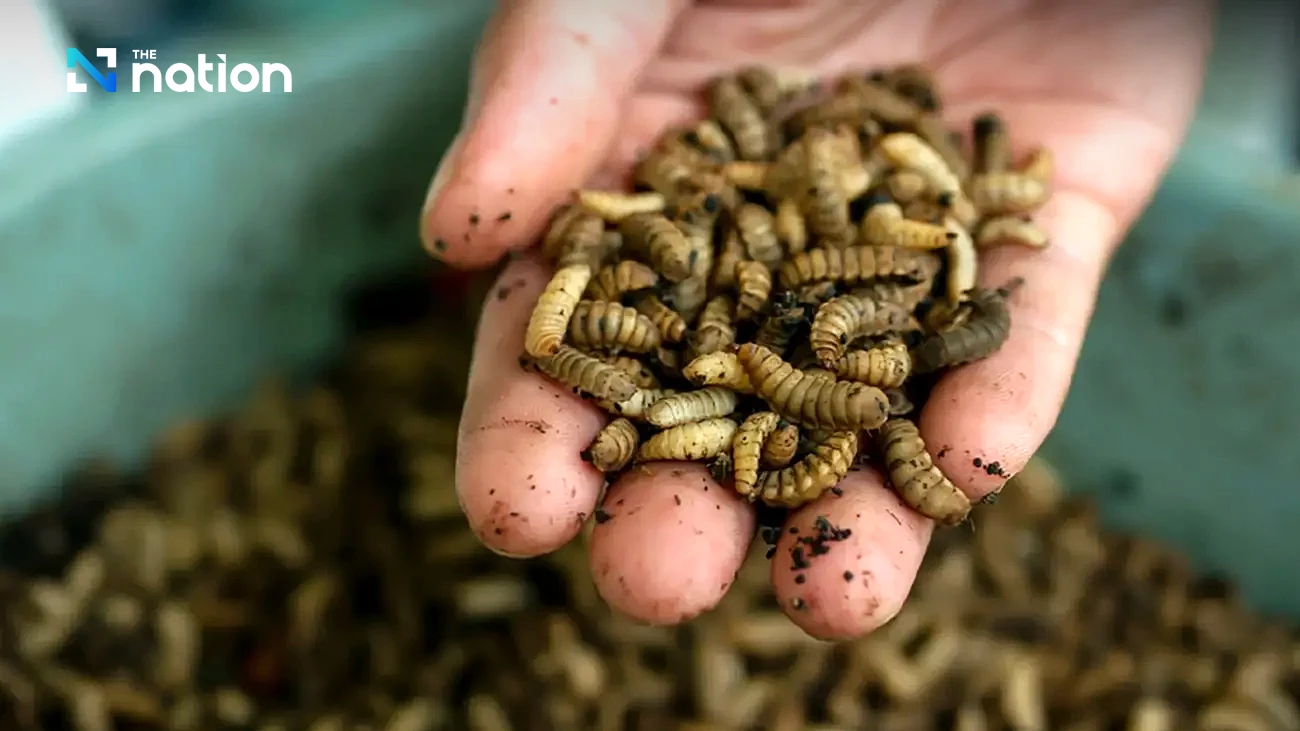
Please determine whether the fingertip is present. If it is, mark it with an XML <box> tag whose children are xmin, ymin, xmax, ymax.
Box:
<box><xmin>590</xmin><ymin>463</ymin><xmax>755</xmax><ymax>625</ymax></box>
<box><xmin>770</xmin><ymin>469</ymin><xmax>932</xmax><ymax>641</ymax></box>
<box><xmin>420</xmin><ymin>1</ymin><xmax>688</xmax><ymax>270</ymax></box>
<box><xmin>422</xmin><ymin>142</ymin><xmax>576</xmax><ymax>270</ymax></box>
<box><xmin>455</xmin><ymin>369</ymin><xmax>608</xmax><ymax>557</ymax></box>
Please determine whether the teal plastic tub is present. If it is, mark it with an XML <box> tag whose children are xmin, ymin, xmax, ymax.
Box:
<box><xmin>2</xmin><ymin>2</ymin><xmax>1299</xmax><ymax>617</ymax></box>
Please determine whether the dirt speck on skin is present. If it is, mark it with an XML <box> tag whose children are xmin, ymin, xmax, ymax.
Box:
<box><xmin>972</xmin><ymin>457</ymin><xmax>983</xmax><ymax>468</ymax></box>
<box><xmin>484</xmin><ymin>418</ymin><xmax>551</xmax><ymax>434</ymax></box>
<box><xmin>495</xmin><ymin>277</ymin><xmax>527</xmax><ymax>302</ymax></box>
<box><xmin>983</xmin><ymin>461</ymin><xmax>1008</xmax><ymax>478</ymax></box>
<box><xmin>497</xmin><ymin>211</ymin><xmax>512</xmax><ymax>222</ymax></box>
<box><xmin>594</xmin><ymin>508</ymin><xmax>612</xmax><ymax>524</ymax></box>
<box><xmin>842</xmin><ymin>570</ymin><xmax>855</xmax><ymax>582</ymax></box>
<box><xmin>432</xmin><ymin>239</ymin><xmax>447</xmax><ymax>252</ymax></box>
<box><xmin>673</xmin><ymin>494</ymin><xmax>682</xmax><ymax>506</ymax></box>
<box><xmin>469</xmin><ymin>213</ymin><xmax>480</xmax><ymax>226</ymax></box>
<box><xmin>937</xmin><ymin>446</ymin><xmax>950</xmax><ymax>458</ymax></box>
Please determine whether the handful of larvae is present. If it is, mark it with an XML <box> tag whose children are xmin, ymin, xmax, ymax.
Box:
<box><xmin>521</xmin><ymin>63</ymin><xmax>1053</xmax><ymax>526</ymax></box>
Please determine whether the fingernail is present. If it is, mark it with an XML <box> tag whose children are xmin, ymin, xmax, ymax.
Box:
<box><xmin>485</xmin><ymin>544</ymin><xmax>532</xmax><ymax>560</ymax></box>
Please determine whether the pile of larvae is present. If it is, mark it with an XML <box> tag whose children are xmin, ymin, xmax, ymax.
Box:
<box><xmin>521</xmin><ymin>64</ymin><xmax>1052</xmax><ymax>525</ymax></box>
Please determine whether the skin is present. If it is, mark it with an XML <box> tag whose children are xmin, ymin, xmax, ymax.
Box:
<box><xmin>427</xmin><ymin>0</ymin><xmax>1215</xmax><ymax>639</ymax></box>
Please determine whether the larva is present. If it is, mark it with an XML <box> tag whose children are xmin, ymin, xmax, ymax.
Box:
<box><xmin>883</xmin><ymin>64</ymin><xmax>939</xmax><ymax>112</ymax></box>
<box><xmin>633</xmin><ymin>132</ymin><xmax>713</xmax><ymax>197</ymax></box>
<box><xmin>567</xmin><ymin>300</ymin><xmax>661</xmax><ymax>354</ymax></box>
<box><xmin>967</xmin><ymin>173</ymin><xmax>1051</xmax><ymax>216</ymax></box>
<box><xmin>860</xmin><ymin>201</ymin><xmax>954</xmax><ymax>250</ymax></box>
<box><xmin>709</xmin><ymin>75</ymin><xmax>775</xmax><ymax>161</ymax></box>
<box><xmin>777</xmin><ymin>245</ymin><xmax>942</xmax><ymax>290</ymax></box>
<box><xmin>675</xmin><ymin>207</ymin><xmax>716</xmax><ymax>279</ymax></box>
<box><xmin>760</xmin><ymin>421</ymin><xmax>800</xmax><ymax>468</ymax></box>
<box><xmin>712</xmin><ymin>228</ymin><xmax>746</xmax><ymax>291</ymax></box>
<box><xmin>886</xmin><ymin>170</ymin><xmax>929</xmax><ymax>203</ymax></box>
<box><xmin>581</xmin><ymin>418</ymin><xmax>640</xmax><ymax>473</ymax></box>
<box><xmin>632</xmin><ymin>294</ymin><xmax>687</xmax><ymax>344</ymax></box>
<box><xmin>646</xmin><ymin>387</ymin><xmax>740</xmax><ymax>428</ymax></box>
<box><xmin>668</xmin><ymin>276</ymin><xmax>710</xmax><ymax>323</ymax></box>
<box><xmin>877</xmin><ymin>418</ymin><xmax>970</xmax><ymax>526</ymax></box>
<box><xmin>753</xmin><ymin>299</ymin><xmax>810</xmax><ymax>356</ymax></box>
<box><xmin>691</xmin><ymin>295</ymin><xmax>737</xmax><ymax>357</ymax></box>
<box><xmin>577</xmin><ymin>190</ymin><xmax>666</xmax><ymax>222</ymax></box>
<box><xmin>835</xmin><ymin>341</ymin><xmax>912</xmax><ymax>388</ymax></box>
<box><xmin>851</xmin><ymin>280</ymin><xmax>934</xmax><ymax>312</ymax></box>
<box><xmin>602</xmin><ymin>355</ymin><xmax>660</xmax><ymax>389</ymax></box>
<box><xmin>736</xmin><ymin>343</ymin><xmax>890</xmax><ymax>431</ymax></box>
<box><xmin>796</xmin><ymin>281</ymin><xmax>840</xmax><ymax>306</ymax></box>
<box><xmin>802</xmin><ymin>366</ymin><xmax>836</xmax><ymax>381</ymax></box>
<box><xmin>913</xmin><ymin>113</ymin><xmax>969</xmax><ymax>183</ymax></box>
<box><xmin>737</xmin><ymin>65</ymin><xmax>813</xmax><ymax>115</ymax></box>
<box><xmin>801</xmin><ymin>127</ymin><xmax>858</xmax><ymax>248</ymax></box>
<box><xmin>976</xmin><ymin>215</ymin><xmax>1050</xmax><ymax>250</ymax></box>
<box><xmin>596</xmin><ymin>387</ymin><xmax>677</xmax><ymax>420</ymax></box>
<box><xmin>636</xmin><ymin>418</ymin><xmax>739</xmax><ymax>463</ymax></box>
<box><xmin>543</xmin><ymin>208</ymin><xmax>607</xmax><ymax>269</ymax></box>
<box><xmin>682</xmin><ymin>352</ymin><xmax>754</xmax><ymax>394</ymax></box>
<box><xmin>734</xmin><ymin>261</ymin><xmax>774</xmax><ymax>321</ymax></box>
<box><xmin>755</xmin><ymin>430</ymin><xmax>857</xmax><ymax>507</ymax></box>
<box><xmin>524</xmin><ymin>264</ymin><xmax>593</xmax><ymax>358</ymax></box>
<box><xmin>736</xmin><ymin>203</ymin><xmax>784</xmax><ymax>270</ymax></box>
<box><xmin>689</xmin><ymin>119</ymin><xmax>736</xmax><ymax>163</ymax></box>
<box><xmin>911</xmin><ymin>285</ymin><xmax>1013</xmax><ymax>374</ymax></box>
<box><xmin>586</xmin><ymin>260</ymin><xmax>659</xmax><ymax>302</ymax></box>
<box><xmin>922</xmin><ymin>298</ymin><xmax>973</xmax><ymax>335</ymax></box>
<box><xmin>875</xmin><ymin>132</ymin><xmax>961</xmax><ymax>199</ymax></box>
<box><xmin>541</xmin><ymin>204</ymin><xmax>581</xmax><ymax>259</ymax></box>
<box><xmin>944</xmin><ymin>217</ymin><xmax>978</xmax><ymax>305</ymax></box>
<box><xmin>732</xmin><ymin>412</ymin><xmax>782</xmax><ymax>499</ymax></box>
<box><xmin>829</xmin><ymin>76</ymin><xmax>920</xmax><ymax>127</ymax></box>
<box><xmin>972</xmin><ymin>112</ymin><xmax>1011</xmax><ymax>175</ymax></box>
<box><xmin>619</xmin><ymin>212</ymin><xmax>694</xmax><ymax>283</ymax></box>
<box><xmin>530</xmin><ymin>346</ymin><xmax>637</xmax><ymax>403</ymax></box>
<box><xmin>721</xmin><ymin>160</ymin><xmax>770</xmax><ymax>192</ymax></box>
<box><xmin>901</xmin><ymin>198</ymin><xmax>945</xmax><ymax>225</ymax></box>
<box><xmin>652</xmin><ymin>346</ymin><xmax>683</xmax><ymax>378</ymax></box>
<box><xmin>773</xmin><ymin>198</ymin><xmax>808</xmax><ymax>255</ymax></box>
<box><xmin>809</xmin><ymin>294</ymin><xmax>916</xmax><ymax>365</ymax></box>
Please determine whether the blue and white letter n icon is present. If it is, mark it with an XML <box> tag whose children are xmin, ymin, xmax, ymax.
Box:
<box><xmin>67</xmin><ymin>48</ymin><xmax>117</xmax><ymax>92</ymax></box>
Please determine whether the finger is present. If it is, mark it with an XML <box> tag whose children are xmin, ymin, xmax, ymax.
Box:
<box><xmin>421</xmin><ymin>0</ymin><xmax>689</xmax><ymax>270</ymax></box>
<box><xmin>769</xmin><ymin>467</ymin><xmax>934</xmax><ymax>640</ymax></box>
<box><xmin>456</xmin><ymin>252</ymin><xmax>607</xmax><ymax>557</ymax></box>
<box><xmin>590</xmin><ymin>463</ymin><xmax>756</xmax><ymax>625</ymax></box>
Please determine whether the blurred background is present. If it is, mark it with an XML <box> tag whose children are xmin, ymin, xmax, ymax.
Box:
<box><xmin>1</xmin><ymin>0</ymin><xmax>1300</xmax><ymax>611</ymax></box>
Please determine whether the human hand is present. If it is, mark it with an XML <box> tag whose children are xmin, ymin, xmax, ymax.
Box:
<box><xmin>422</xmin><ymin>0</ymin><xmax>1213</xmax><ymax>639</ymax></box>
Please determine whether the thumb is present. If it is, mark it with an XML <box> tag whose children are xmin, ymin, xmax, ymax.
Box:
<box><xmin>421</xmin><ymin>0</ymin><xmax>689</xmax><ymax>270</ymax></box>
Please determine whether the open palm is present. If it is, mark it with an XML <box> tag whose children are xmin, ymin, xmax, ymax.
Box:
<box><xmin>421</xmin><ymin>0</ymin><xmax>1213</xmax><ymax>640</ymax></box>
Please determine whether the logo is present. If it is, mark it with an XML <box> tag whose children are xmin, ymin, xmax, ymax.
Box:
<box><xmin>67</xmin><ymin>48</ymin><xmax>116</xmax><ymax>92</ymax></box>
<box><xmin>66</xmin><ymin>49</ymin><xmax>292</xmax><ymax>93</ymax></box>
